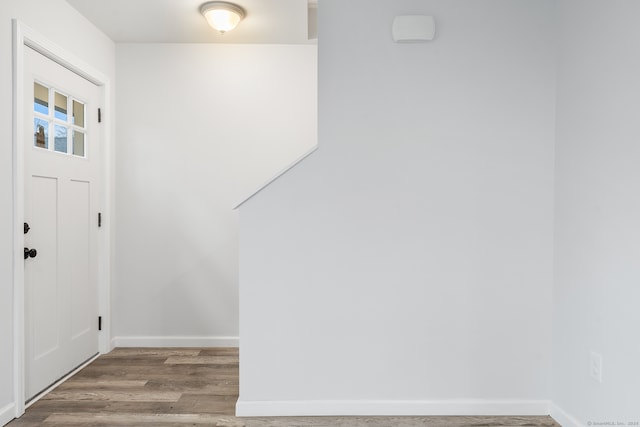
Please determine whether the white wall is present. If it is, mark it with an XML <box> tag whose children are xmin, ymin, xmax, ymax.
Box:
<box><xmin>553</xmin><ymin>0</ymin><xmax>640</xmax><ymax>424</ymax></box>
<box><xmin>238</xmin><ymin>0</ymin><xmax>556</xmax><ymax>415</ymax></box>
<box><xmin>114</xmin><ymin>44</ymin><xmax>317</xmax><ymax>346</ymax></box>
<box><xmin>0</xmin><ymin>0</ymin><xmax>115</xmax><ymax>422</ymax></box>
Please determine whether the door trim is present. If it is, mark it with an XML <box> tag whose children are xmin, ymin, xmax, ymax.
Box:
<box><xmin>12</xmin><ymin>19</ymin><xmax>113</xmax><ymax>418</ymax></box>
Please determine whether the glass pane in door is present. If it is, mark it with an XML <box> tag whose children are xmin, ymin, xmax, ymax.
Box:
<box><xmin>54</xmin><ymin>125</ymin><xmax>68</xmax><ymax>153</ymax></box>
<box><xmin>54</xmin><ymin>92</ymin><xmax>68</xmax><ymax>121</ymax></box>
<box><xmin>73</xmin><ymin>100</ymin><xmax>85</xmax><ymax>128</ymax></box>
<box><xmin>34</xmin><ymin>118</ymin><xmax>49</xmax><ymax>149</ymax></box>
<box><xmin>73</xmin><ymin>131</ymin><xmax>85</xmax><ymax>157</ymax></box>
<box><xmin>34</xmin><ymin>83</ymin><xmax>49</xmax><ymax>115</ymax></box>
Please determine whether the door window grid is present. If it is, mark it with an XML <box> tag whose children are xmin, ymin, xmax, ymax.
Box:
<box><xmin>33</xmin><ymin>82</ymin><xmax>87</xmax><ymax>158</ymax></box>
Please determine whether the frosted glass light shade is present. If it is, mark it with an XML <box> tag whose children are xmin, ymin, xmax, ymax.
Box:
<box><xmin>200</xmin><ymin>2</ymin><xmax>246</xmax><ymax>34</ymax></box>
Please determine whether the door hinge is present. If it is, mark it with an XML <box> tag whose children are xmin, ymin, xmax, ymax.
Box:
<box><xmin>98</xmin><ymin>316</ymin><xmax>102</xmax><ymax>331</ymax></box>
<box><xmin>98</xmin><ymin>212</ymin><xmax>102</xmax><ymax>228</ymax></box>
<box><xmin>98</xmin><ymin>108</ymin><xmax>102</xmax><ymax>123</ymax></box>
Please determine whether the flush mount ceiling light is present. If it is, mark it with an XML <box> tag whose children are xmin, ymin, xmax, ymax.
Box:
<box><xmin>200</xmin><ymin>1</ymin><xmax>246</xmax><ymax>34</ymax></box>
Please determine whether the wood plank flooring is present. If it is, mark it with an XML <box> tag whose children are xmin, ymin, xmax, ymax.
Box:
<box><xmin>7</xmin><ymin>348</ymin><xmax>560</xmax><ymax>427</ymax></box>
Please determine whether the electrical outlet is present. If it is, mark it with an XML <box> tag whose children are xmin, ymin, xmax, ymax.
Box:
<box><xmin>590</xmin><ymin>351</ymin><xmax>603</xmax><ymax>383</ymax></box>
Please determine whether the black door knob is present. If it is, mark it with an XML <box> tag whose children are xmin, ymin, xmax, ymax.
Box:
<box><xmin>24</xmin><ymin>222</ymin><xmax>30</xmax><ymax>234</ymax></box>
<box><xmin>24</xmin><ymin>248</ymin><xmax>37</xmax><ymax>260</ymax></box>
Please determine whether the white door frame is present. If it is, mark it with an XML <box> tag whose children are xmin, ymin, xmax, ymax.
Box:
<box><xmin>11</xmin><ymin>19</ymin><xmax>113</xmax><ymax>418</ymax></box>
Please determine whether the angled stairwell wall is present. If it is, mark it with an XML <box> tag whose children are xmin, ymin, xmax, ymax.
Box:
<box><xmin>238</xmin><ymin>0</ymin><xmax>557</xmax><ymax>416</ymax></box>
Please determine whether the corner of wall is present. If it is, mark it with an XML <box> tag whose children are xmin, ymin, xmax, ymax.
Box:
<box><xmin>551</xmin><ymin>403</ymin><xmax>584</xmax><ymax>427</ymax></box>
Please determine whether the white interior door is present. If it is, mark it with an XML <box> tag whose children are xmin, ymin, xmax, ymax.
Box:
<box><xmin>23</xmin><ymin>46</ymin><xmax>102</xmax><ymax>400</ymax></box>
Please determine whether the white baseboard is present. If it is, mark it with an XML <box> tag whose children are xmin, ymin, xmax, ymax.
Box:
<box><xmin>236</xmin><ymin>399</ymin><xmax>551</xmax><ymax>417</ymax></box>
<box><xmin>0</xmin><ymin>402</ymin><xmax>16</xmax><ymax>426</ymax></box>
<box><xmin>550</xmin><ymin>403</ymin><xmax>583</xmax><ymax>427</ymax></box>
<box><xmin>110</xmin><ymin>336</ymin><xmax>239</xmax><ymax>348</ymax></box>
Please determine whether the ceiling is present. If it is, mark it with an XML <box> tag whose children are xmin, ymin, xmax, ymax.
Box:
<box><xmin>65</xmin><ymin>0</ymin><xmax>315</xmax><ymax>44</ymax></box>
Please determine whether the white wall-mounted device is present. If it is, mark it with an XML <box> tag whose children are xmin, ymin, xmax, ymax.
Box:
<box><xmin>392</xmin><ymin>15</ymin><xmax>436</xmax><ymax>43</ymax></box>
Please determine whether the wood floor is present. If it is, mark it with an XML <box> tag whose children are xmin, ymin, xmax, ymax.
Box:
<box><xmin>7</xmin><ymin>348</ymin><xmax>560</xmax><ymax>427</ymax></box>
